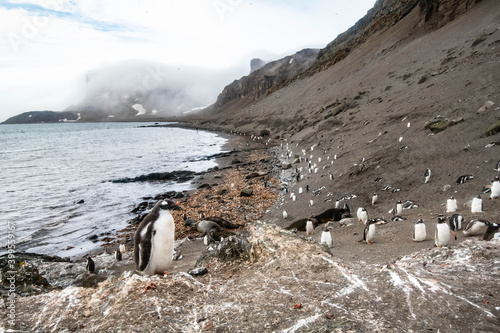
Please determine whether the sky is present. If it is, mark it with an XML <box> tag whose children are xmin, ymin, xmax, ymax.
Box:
<box><xmin>0</xmin><ymin>0</ymin><xmax>376</xmax><ymax>121</ymax></box>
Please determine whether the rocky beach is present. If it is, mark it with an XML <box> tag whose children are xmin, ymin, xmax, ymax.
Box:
<box><xmin>2</xmin><ymin>0</ymin><xmax>500</xmax><ymax>331</ymax></box>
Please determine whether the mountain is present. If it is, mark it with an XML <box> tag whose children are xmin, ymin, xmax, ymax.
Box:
<box><xmin>1</xmin><ymin>110</ymin><xmax>80</xmax><ymax>124</ymax></box>
<box><xmin>192</xmin><ymin>0</ymin><xmax>500</xmax><ymax>234</ymax></box>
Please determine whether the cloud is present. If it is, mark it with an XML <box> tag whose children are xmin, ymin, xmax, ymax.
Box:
<box><xmin>0</xmin><ymin>0</ymin><xmax>376</xmax><ymax>121</ymax></box>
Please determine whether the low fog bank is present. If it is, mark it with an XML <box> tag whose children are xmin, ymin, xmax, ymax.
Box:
<box><xmin>65</xmin><ymin>59</ymin><xmax>247</xmax><ymax>120</ymax></box>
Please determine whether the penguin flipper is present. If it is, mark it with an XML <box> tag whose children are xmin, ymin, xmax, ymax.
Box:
<box><xmin>134</xmin><ymin>222</ymin><xmax>154</xmax><ymax>271</ymax></box>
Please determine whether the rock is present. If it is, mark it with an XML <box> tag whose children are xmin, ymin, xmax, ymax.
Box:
<box><xmin>189</xmin><ymin>267</ymin><xmax>208</xmax><ymax>277</ymax></box>
<box><xmin>485</xmin><ymin>120</ymin><xmax>500</xmax><ymax>137</ymax></box>
<box><xmin>282</xmin><ymin>163</ymin><xmax>293</xmax><ymax>170</ymax></box>
<box><xmin>240</xmin><ymin>187</ymin><xmax>253</xmax><ymax>197</ymax></box>
<box><xmin>75</xmin><ymin>199</ymin><xmax>85</xmax><ymax>204</ymax></box>
<box><xmin>259</xmin><ymin>129</ymin><xmax>270</xmax><ymax>137</ymax></box>
<box><xmin>245</xmin><ymin>171</ymin><xmax>268</xmax><ymax>179</ymax></box>
<box><xmin>86</xmin><ymin>234</ymin><xmax>98</xmax><ymax>241</ymax></box>
<box><xmin>477</xmin><ymin>100</ymin><xmax>495</xmax><ymax>113</ymax></box>
<box><xmin>110</xmin><ymin>170</ymin><xmax>196</xmax><ymax>183</ymax></box>
<box><xmin>231</xmin><ymin>159</ymin><xmax>242</xmax><ymax>164</ymax></box>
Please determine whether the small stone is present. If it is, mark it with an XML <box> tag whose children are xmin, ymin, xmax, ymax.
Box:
<box><xmin>189</xmin><ymin>267</ymin><xmax>208</xmax><ymax>276</ymax></box>
<box><xmin>240</xmin><ymin>187</ymin><xmax>253</xmax><ymax>197</ymax></box>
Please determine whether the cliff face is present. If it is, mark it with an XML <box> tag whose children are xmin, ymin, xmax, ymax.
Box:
<box><xmin>208</xmin><ymin>48</ymin><xmax>319</xmax><ymax>113</ymax></box>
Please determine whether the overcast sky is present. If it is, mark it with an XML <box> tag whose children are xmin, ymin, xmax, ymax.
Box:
<box><xmin>0</xmin><ymin>0</ymin><xmax>376</xmax><ymax>122</ymax></box>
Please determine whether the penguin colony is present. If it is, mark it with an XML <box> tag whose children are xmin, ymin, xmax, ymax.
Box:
<box><xmin>276</xmin><ymin>137</ymin><xmax>500</xmax><ymax>248</ymax></box>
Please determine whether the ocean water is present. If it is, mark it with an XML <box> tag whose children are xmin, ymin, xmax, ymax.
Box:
<box><xmin>0</xmin><ymin>122</ymin><xmax>227</xmax><ymax>259</ymax></box>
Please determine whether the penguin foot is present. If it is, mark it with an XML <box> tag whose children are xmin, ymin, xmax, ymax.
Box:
<box><xmin>141</xmin><ymin>282</ymin><xmax>157</xmax><ymax>294</ymax></box>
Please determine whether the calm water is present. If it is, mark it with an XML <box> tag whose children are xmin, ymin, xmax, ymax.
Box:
<box><xmin>0</xmin><ymin>122</ymin><xmax>227</xmax><ymax>259</ymax></box>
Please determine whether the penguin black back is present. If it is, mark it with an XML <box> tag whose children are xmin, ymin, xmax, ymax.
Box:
<box><xmin>86</xmin><ymin>257</ymin><xmax>95</xmax><ymax>273</ymax></box>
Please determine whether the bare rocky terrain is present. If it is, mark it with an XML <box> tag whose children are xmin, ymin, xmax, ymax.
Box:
<box><xmin>2</xmin><ymin>0</ymin><xmax>500</xmax><ymax>331</ymax></box>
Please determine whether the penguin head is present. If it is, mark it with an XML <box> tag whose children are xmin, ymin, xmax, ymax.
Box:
<box><xmin>437</xmin><ymin>217</ymin><xmax>446</xmax><ymax>224</ymax></box>
<box><xmin>160</xmin><ymin>200</ymin><xmax>181</xmax><ymax>211</ymax></box>
<box><xmin>417</xmin><ymin>219</ymin><xmax>423</xmax><ymax>224</ymax></box>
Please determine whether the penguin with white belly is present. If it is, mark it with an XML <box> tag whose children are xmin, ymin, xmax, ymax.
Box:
<box><xmin>363</xmin><ymin>219</ymin><xmax>376</xmax><ymax>244</ymax></box>
<box><xmin>413</xmin><ymin>219</ymin><xmax>426</xmax><ymax>242</ymax></box>
<box><xmin>490</xmin><ymin>176</ymin><xmax>500</xmax><ymax>199</ymax></box>
<box><xmin>134</xmin><ymin>199</ymin><xmax>180</xmax><ymax>275</ymax></box>
<box><xmin>435</xmin><ymin>217</ymin><xmax>456</xmax><ymax>247</ymax></box>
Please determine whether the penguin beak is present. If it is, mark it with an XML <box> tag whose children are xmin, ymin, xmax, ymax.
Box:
<box><xmin>172</xmin><ymin>201</ymin><xmax>181</xmax><ymax>210</ymax></box>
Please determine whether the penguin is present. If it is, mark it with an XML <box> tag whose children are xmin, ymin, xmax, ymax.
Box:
<box><xmin>356</xmin><ymin>207</ymin><xmax>364</xmax><ymax>221</ymax></box>
<box><xmin>483</xmin><ymin>223</ymin><xmax>500</xmax><ymax>241</ymax></box>
<box><xmin>306</xmin><ymin>220</ymin><xmax>314</xmax><ymax>236</ymax></box>
<box><xmin>449</xmin><ymin>214</ymin><xmax>464</xmax><ymax>231</ymax></box>
<box><xmin>446</xmin><ymin>197</ymin><xmax>458</xmax><ymax>213</ymax></box>
<box><xmin>435</xmin><ymin>217</ymin><xmax>456</xmax><ymax>247</ymax></box>
<box><xmin>86</xmin><ymin>256</ymin><xmax>95</xmax><ymax>274</ymax></box>
<box><xmin>424</xmin><ymin>168</ymin><xmax>431</xmax><ymax>183</ymax></box>
<box><xmin>183</xmin><ymin>213</ymin><xmax>197</xmax><ymax>226</ymax></box>
<box><xmin>463</xmin><ymin>219</ymin><xmax>490</xmax><ymax>236</ymax></box>
<box><xmin>309</xmin><ymin>199</ymin><xmax>314</xmax><ymax>207</ymax></box>
<box><xmin>114</xmin><ymin>248</ymin><xmax>122</xmax><ymax>262</ymax></box>
<box><xmin>490</xmin><ymin>176</ymin><xmax>500</xmax><ymax>199</ymax></box>
<box><xmin>306</xmin><ymin>185</ymin><xmax>310</xmax><ymax>193</ymax></box>
<box><xmin>371</xmin><ymin>193</ymin><xmax>378</xmax><ymax>206</ymax></box>
<box><xmin>363</xmin><ymin>219</ymin><xmax>376</xmax><ymax>244</ymax></box>
<box><xmin>359</xmin><ymin>208</ymin><xmax>369</xmax><ymax>225</ymax></box>
<box><xmin>119</xmin><ymin>244</ymin><xmax>126</xmax><ymax>254</ymax></box>
<box><xmin>373</xmin><ymin>217</ymin><xmax>387</xmax><ymax>225</ymax></box>
<box><xmin>494</xmin><ymin>160</ymin><xmax>500</xmax><ymax>172</ymax></box>
<box><xmin>283</xmin><ymin>211</ymin><xmax>288</xmax><ymax>219</ymax></box>
<box><xmin>185</xmin><ymin>219</ymin><xmax>221</xmax><ymax>237</ymax></box>
<box><xmin>320</xmin><ymin>226</ymin><xmax>333</xmax><ymax>247</ymax></box>
<box><xmin>396</xmin><ymin>201</ymin><xmax>403</xmax><ymax>215</ymax></box>
<box><xmin>413</xmin><ymin>219</ymin><xmax>426</xmax><ymax>242</ymax></box>
<box><xmin>335</xmin><ymin>200</ymin><xmax>340</xmax><ymax>209</ymax></box>
<box><xmin>471</xmin><ymin>194</ymin><xmax>483</xmax><ymax>213</ymax></box>
<box><xmin>298</xmin><ymin>187</ymin><xmax>303</xmax><ymax>194</ymax></box>
<box><xmin>456</xmin><ymin>174</ymin><xmax>474</xmax><ymax>184</ymax></box>
<box><xmin>134</xmin><ymin>199</ymin><xmax>180</xmax><ymax>275</ymax></box>
<box><xmin>391</xmin><ymin>215</ymin><xmax>406</xmax><ymax>222</ymax></box>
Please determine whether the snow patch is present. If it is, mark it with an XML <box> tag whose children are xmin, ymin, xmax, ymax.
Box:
<box><xmin>132</xmin><ymin>103</ymin><xmax>147</xmax><ymax>115</ymax></box>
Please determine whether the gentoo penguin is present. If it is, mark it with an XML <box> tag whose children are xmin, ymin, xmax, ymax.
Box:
<box><xmin>306</xmin><ymin>220</ymin><xmax>314</xmax><ymax>236</ymax></box>
<box><xmin>119</xmin><ymin>244</ymin><xmax>126</xmax><ymax>254</ymax></box>
<box><xmin>494</xmin><ymin>160</ymin><xmax>500</xmax><ymax>172</ymax></box>
<box><xmin>490</xmin><ymin>176</ymin><xmax>500</xmax><ymax>199</ymax></box>
<box><xmin>424</xmin><ymin>168</ymin><xmax>431</xmax><ymax>183</ymax></box>
<box><xmin>413</xmin><ymin>219</ymin><xmax>426</xmax><ymax>242</ymax></box>
<box><xmin>185</xmin><ymin>219</ymin><xmax>221</xmax><ymax>236</ymax></box>
<box><xmin>456</xmin><ymin>174</ymin><xmax>474</xmax><ymax>184</ymax></box>
<box><xmin>363</xmin><ymin>219</ymin><xmax>376</xmax><ymax>244</ymax></box>
<box><xmin>306</xmin><ymin>185</ymin><xmax>310</xmax><ymax>192</ymax></box>
<box><xmin>134</xmin><ymin>199</ymin><xmax>180</xmax><ymax>275</ymax></box>
<box><xmin>86</xmin><ymin>257</ymin><xmax>95</xmax><ymax>274</ymax></box>
<box><xmin>371</xmin><ymin>193</ymin><xmax>378</xmax><ymax>206</ymax></box>
<box><xmin>446</xmin><ymin>197</ymin><xmax>458</xmax><ymax>213</ymax></box>
<box><xmin>359</xmin><ymin>208</ymin><xmax>369</xmax><ymax>225</ymax></box>
<box><xmin>449</xmin><ymin>214</ymin><xmax>464</xmax><ymax>231</ymax></box>
<box><xmin>282</xmin><ymin>211</ymin><xmax>288</xmax><ymax>219</ymax></box>
<box><xmin>356</xmin><ymin>207</ymin><xmax>364</xmax><ymax>221</ymax></box>
<box><xmin>298</xmin><ymin>187</ymin><xmax>303</xmax><ymax>194</ymax></box>
<box><xmin>114</xmin><ymin>248</ymin><xmax>122</xmax><ymax>261</ymax></box>
<box><xmin>320</xmin><ymin>226</ymin><xmax>333</xmax><ymax>247</ymax></box>
<box><xmin>471</xmin><ymin>195</ymin><xmax>483</xmax><ymax>213</ymax></box>
<box><xmin>463</xmin><ymin>219</ymin><xmax>490</xmax><ymax>236</ymax></box>
<box><xmin>435</xmin><ymin>217</ymin><xmax>456</xmax><ymax>247</ymax></box>
<box><xmin>483</xmin><ymin>223</ymin><xmax>500</xmax><ymax>241</ymax></box>
<box><xmin>396</xmin><ymin>201</ymin><xmax>403</xmax><ymax>215</ymax></box>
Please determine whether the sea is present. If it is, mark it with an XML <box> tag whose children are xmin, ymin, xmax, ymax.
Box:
<box><xmin>0</xmin><ymin>122</ymin><xmax>227</xmax><ymax>259</ymax></box>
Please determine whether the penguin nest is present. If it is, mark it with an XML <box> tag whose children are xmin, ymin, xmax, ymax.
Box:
<box><xmin>172</xmin><ymin>151</ymin><xmax>279</xmax><ymax>239</ymax></box>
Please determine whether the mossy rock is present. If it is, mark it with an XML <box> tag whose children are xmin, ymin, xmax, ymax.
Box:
<box><xmin>485</xmin><ymin>120</ymin><xmax>500</xmax><ymax>136</ymax></box>
<box><xmin>424</xmin><ymin>116</ymin><xmax>451</xmax><ymax>133</ymax></box>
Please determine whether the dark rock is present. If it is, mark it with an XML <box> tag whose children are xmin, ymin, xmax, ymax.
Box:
<box><xmin>231</xmin><ymin>159</ymin><xmax>242</xmax><ymax>164</ymax></box>
<box><xmin>75</xmin><ymin>199</ymin><xmax>85</xmax><ymax>204</ymax></box>
<box><xmin>216</xmin><ymin>188</ymin><xmax>228</xmax><ymax>196</ymax></box>
<box><xmin>240</xmin><ymin>187</ymin><xmax>253</xmax><ymax>197</ymax></box>
<box><xmin>259</xmin><ymin>129</ymin><xmax>270</xmax><ymax>137</ymax></box>
<box><xmin>245</xmin><ymin>171</ymin><xmax>268</xmax><ymax>179</ymax></box>
<box><xmin>189</xmin><ymin>267</ymin><xmax>208</xmax><ymax>277</ymax></box>
<box><xmin>86</xmin><ymin>234</ymin><xmax>98</xmax><ymax>241</ymax></box>
<box><xmin>110</xmin><ymin>170</ymin><xmax>196</xmax><ymax>183</ymax></box>
<box><xmin>72</xmin><ymin>273</ymin><xmax>107</xmax><ymax>288</ymax></box>
<box><xmin>198</xmin><ymin>183</ymin><xmax>211</xmax><ymax>189</ymax></box>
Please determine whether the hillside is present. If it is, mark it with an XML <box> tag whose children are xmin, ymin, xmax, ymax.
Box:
<box><xmin>2</xmin><ymin>0</ymin><xmax>500</xmax><ymax>331</ymax></box>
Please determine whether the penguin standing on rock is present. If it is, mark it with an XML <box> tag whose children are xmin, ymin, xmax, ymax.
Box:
<box><xmin>134</xmin><ymin>199</ymin><xmax>180</xmax><ymax>275</ymax></box>
<box><xmin>86</xmin><ymin>256</ymin><xmax>95</xmax><ymax>274</ymax></box>
<box><xmin>435</xmin><ymin>217</ymin><xmax>456</xmax><ymax>247</ymax></box>
<box><xmin>413</xmin><ymin>219</ymin><xmax>426</xmax><ymax>242</ymax></box>
<box><xmin>114</xmin><ymin>248</ymin><xmax>122</xmax><ymax>261</ymax></box>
